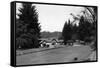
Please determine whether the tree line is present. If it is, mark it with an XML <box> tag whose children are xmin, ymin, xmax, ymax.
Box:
<box><xmin>41</xmin><ymin>31</ymin><xmax>62</xmax><ymax>39</ymax></box>
<box><xmin>62</xmin><ymin>16</ymin><xmax>96</xmax><ymax>42</ymax></box>
<box><xmin>62</xmin><ymin>7</ymin><xmax>97</xmax><ymax>50</ymax></box>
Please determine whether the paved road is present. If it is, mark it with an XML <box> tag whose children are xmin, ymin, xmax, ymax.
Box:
<box><xmin>16</xmin><ymin>46</ymin><xmax>92</xmax><ymax>65</ymax></box>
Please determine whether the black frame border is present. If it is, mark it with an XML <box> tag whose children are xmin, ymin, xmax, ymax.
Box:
<box><xmin>10</xmin><ymin>1</ymin><xmax>98</xmax><ymax>67</ymax></box>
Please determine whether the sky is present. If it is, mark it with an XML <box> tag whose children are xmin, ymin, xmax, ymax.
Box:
<box><xmin>16</xmin><ymin>3</ymin><xmax>85</xmax><ymax>32</ymax></box>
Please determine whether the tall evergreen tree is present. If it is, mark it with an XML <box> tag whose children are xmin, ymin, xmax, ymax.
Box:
<box><xmin>62</xmin><ymin>20</ymin><xmax>73</xmax><ymax>44</ymax></box>
<box><xmin>16</xmin><ymin>3</ymin><xmax>41</xmax><ymax>49</ymax></box>
<box><xmin>78</xmin><ymin>16</ymin><xmax>93</xmax><ymax>41</ymax></box>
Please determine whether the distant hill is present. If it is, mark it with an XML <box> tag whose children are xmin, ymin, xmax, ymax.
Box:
<box><xmin>40</xmin><ymin>31</ymin><xmax>62</xmax><ymax>39</ymax></box>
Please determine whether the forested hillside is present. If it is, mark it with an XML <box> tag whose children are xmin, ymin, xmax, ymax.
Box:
<box><xmin>40</xmin><ymin>31</ymin><xmax>62</xmax><ymax>39</ymax></box>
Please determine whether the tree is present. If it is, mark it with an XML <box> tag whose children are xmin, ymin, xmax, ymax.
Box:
<box><xmin>84</xmin><ymin>7</ymin><xmax>97</xmax><ymax>50</ymax></box>
<box><xmin>62</xmin><ymin>20</ymin><xmax>73</xmax><ymax>44</ymax></box>
<box><xmin>70</xmin><ymin>7</ymin><xmax>97</xmax><ymax>42</ymax></box>
<box><xmin>16</xmin><ymin>3</ymin><xmax>41</xmax><ymax>49</ymax></box>
<box><xmin>78</xmin><ymin>16</ymin><xmax>93</xmax><ymax>41</ymax></box>
<box><xmin>82</xmin><ymin>7</ymin><xmax>97</xmax><ymax>23</ymax></box>
<box><xmin>71</xmin><ymin>24</ymin><xmax>78</xmax><ymax>41</ymax></box>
